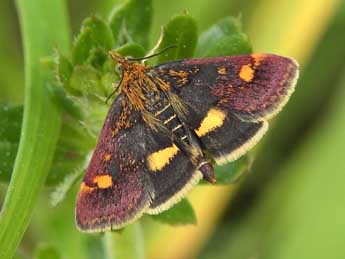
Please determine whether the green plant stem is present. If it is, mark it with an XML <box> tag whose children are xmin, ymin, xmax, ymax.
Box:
<box><xmin>0</xmin><ymin>0</ymin><xmax>70</xmax><ymax>258</ymax></box>
<box><xmin>104</xmin><ymin>222</ymin><xmax>145</xmax><ymax>259</ymax></box>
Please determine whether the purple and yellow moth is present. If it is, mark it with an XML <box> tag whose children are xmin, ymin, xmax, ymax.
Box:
<box><xmin>76</xmin><ymin>52</ymin><xmax>299</xmax><ymax>232</ymax></box>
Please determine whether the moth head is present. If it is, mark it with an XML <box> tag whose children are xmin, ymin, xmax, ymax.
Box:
<box><xmin>109</xmin><ymin>51</ymin><xmax>131</xmax><ymax>72</ymax></box>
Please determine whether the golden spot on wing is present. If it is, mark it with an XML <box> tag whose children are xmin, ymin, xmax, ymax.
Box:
<box><xmin>195</xmin><ymin>108</ymin><xmax>226</xmax><ymax>137</ymax></box>
<box><xmin>93</xmin><ymin>175</ymin><xmax>113</xmax><ymax>189</ymax></box>
<box><xmin>104</xmin><ymin>154</ymin><xmax>111</xmax><ymax>161</ymax></box>
<box><xmin>168</xmin><ymin>69</ymin><xmax>189</xmax><ymax>78</ymax></box>
<box><xmin>80</xmin><ymin>182</ymin><xmax>95</xmax><ymax>193</ymax></box>
<box><xmin>168</xmin><ymin>69</ymin><xmax>189</xmax><ymax>86</ymax></box>
<box><xmin>147</xmin><ymin>144</ymin><xmax>179</xmax><ymax>171</ymax></box>
<box><xmin>217</xmin><ymin>67</ymin><xmax>227</xmax><ymax>75</ymax></box>
<box><xmin>252</xmin><ymin>54</ymin><xmax>265</xmax><ymax>67</ymax></box>
<box><xmin>177</xmin><ymin>77</ymin><xmax>189</xmax><ymax>86</ymax></box>
<box><xmin>239</xmin><ymin>64</ymin><xmax>254</xmax><ymax>82</ymax></box>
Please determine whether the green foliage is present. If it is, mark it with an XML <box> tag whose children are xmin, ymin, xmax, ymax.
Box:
<box><xmin>56</xmin><ymin>51</ymin><xmax>73</xmax><ymax>84</ymax></box>
<box><xmin>0</xmin><ymin>105</ymin><xmax>22</xmax><ymax>182</ymax></box>
<box><xmin>72</xmin><ymin>16</ymin><xmax>114</xmax><ymax>65</ymax></box>
<box><xmin>50</xmin><ymin>168</ymin><xmax>83</xmax><ymax>207</ymax></box>
<box><xmin>196</xmin><ymin>16</ymin><xmax>252</xmax><ymax>57</ymax></box>
<box><xmin>47</xmin><ymin>83</ymin><xmax>84</xmax><ymax>120</ymax></box>
<box><xmin>104</xmin><ymin>223</ymin><xmax>145</xmax><ymax>259</ymax></box>
<box><xmin>150</xmin><ymin>199</ymin><xmax>196</xmax><ymax>225</ymax></box>
<box><xmin>115</xmin><ymin>43</ymin><xmax>146</xmax><ymax>58</ymax></box>
<box><xmin>0</xmin><ymin>105</ymin><xmax>22</xmax><ymax>144</ymax></box>
<box><xmin>213</xmin><ymin>155</ymin><xmax>251</xmax><ymax>184</ymax></box>
<box><xmin>69</xmin><ymin>64</ymin><xmax>104</xmax><ymax>95</ymax></box>
<box><xmin>156</xmin><ymin>13</ymin><xmax>198</xmax><ymax>63</ymax></box>
<box><xmin>33</xmin><ymin>244</ymin><xmax>62</xmax><ymax>259</ymax></box>
<box><xmin>109</xmin><ymin>0</ymin><xmax>152</xmax><ymax>49</ymax></box>
<box><xmin>0</xmin><ymin>104</ymin><xmax>93</xmax><ymax>185</ymax></box>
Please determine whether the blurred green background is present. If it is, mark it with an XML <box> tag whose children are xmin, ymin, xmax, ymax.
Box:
<box><xmin>1</xmin><ymin>0</ymin><xmax>345</xmax><ymax>258</ymax></box>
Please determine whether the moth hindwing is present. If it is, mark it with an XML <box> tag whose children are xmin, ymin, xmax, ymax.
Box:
<box><xmin>76</xmin><ymin>52</ymin><xmax>299</xmax><ymax>232</ymax></box>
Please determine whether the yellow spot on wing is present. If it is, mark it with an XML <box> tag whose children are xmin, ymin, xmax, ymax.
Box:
<box><xmin>104</xmin><ymin>154</ymin><xmax>111</xmax><ymax>161</ymax></box>
<box><xmin>252</xmin><ymin>54</ymin><xmax>265</xmax><ymax>66</ymax></box>
<box><xmin>217</xmin><ymin>67</ymin><xmax>227</xmax><ymax>75</ymax></box>
<box><xmin>93</xmin><ymin>175</ymin><xmax>112</xmax><ymax>189</ymax></box>
<box><xmin>168</xmin><ymin>70</ymin><xmax>188</xmax><ymax>78</ymax></box>
<box><xmin>80</xmin><ymin>182</ymin><xmax>95</xmax><ymax>193</ymax></box>
<box><xmin>239</xmin><ymin>64</ymin><xmax>254</xmax><ymax>82</ymax></box>
<box><xmin>147</xmin><ymin>144</ymin><xmax>179</xmax><ymax>171</ymax></box>
<box><xmin>195</xmin><ymin>108</ymin><xmax>226</xmax><ymax>137</ymax></box>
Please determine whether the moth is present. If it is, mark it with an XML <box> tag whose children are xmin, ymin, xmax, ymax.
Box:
<box><xmin>76</xmin><ymin>51</ymin><xmax>299</xmax><ymax>232</ymax></box>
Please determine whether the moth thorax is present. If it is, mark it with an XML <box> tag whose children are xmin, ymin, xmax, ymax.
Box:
<box><xmin>142</xmin><ymin>86</ymin><xmax>162</xmax><ymax>107</ymax></box>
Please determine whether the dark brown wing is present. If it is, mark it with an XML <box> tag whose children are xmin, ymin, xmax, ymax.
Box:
<box><xmin>76</xmin><ymin>94</ymin><xmax>154</xmax><ymax>232</ymax></box>
<box><xmin>154</xmin><ymin>54</ymin><xmax>298</xmax><ymax>164</ymax></box>
<box><xmin>144</xmin><ymin>127</ymin><xmax>202</xmax><ymax>215</ymax></box>
<box><xmin>76</xmin><ymin>94</ymin><xmax>203</xmax><ymax>230</ymax></box>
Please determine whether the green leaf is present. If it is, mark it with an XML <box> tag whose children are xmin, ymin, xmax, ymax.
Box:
<box><xmin>213</xmin><ymin>155</ymin><xmax>252</xmax><ymax>185</ymax></box>
<box><xmin>83</xmin><ymin>16</ymin><xmax>115</xmax><ymax>49</ymax></box>
<box><xmin>50</xmin><ymin>165</ymin><xmax>84</xmax><ymax>207</ymax></box>
<box><xmin>0</xmin><ymin>104</ymin><xmax>94</xmax><ymax>186</ymax></box>
<box><xmin>101</xmin><ymin>72</ymin><xmax>119</xmax><ymax>96</ymax></box>
<box><xmin>0</xmin><ymin>105</ymin><xmax>22</xmax><ymax>143</ymax></box>
<box><xmin>46</xmin><ymin>119</ymin><xmax>95</xmax><ymax>186</ymax></box>
<box><xmin>156</xmin><ymin>13</ymin><xmax>198</xmax><ymax>63</ymax></box>
<box><xmin>196</xmin><ymin>16</ymin><xmax>252</xmax><ymax>57</ymax></box>
<box><xmin>0</xmin><ymin>142</ymin><xmax>18</xmax><ymax>182</ymax></box>
<box><xmin>40</xmin><ymin>55</ymin><xmax>56</xmax><ymax>71</ymax></box>
<box><xmin>109</xmin><ymin>0</ymin><xmax>152</xmax><ymax>49</ymax></box>
<box><xmin>86</xmin><ymin>236</ymin><xmax>107</xmax><ymax>259</ymax></box>
<box><xmin>87</xmin><ymin>48</ymin><xmax>108</xmax><ymax>69</ymax></box>
<box><xmin>150</xmin><ymin>199</ymin><xmax>196</xmax><ymax>225</ymax></box>
<box><xmin>33</xmin><ymin>243</ymin><xmax>61</xmax><ymax>259</ymax></box>
<box><xmin>69</xmin><ymin>65</ymin><xmax>104</xmax><ymax>96</ymax></box>
<box><xmin>46</xmin><ymin>150</ymin><xmax>86</xmax><ymax>186</ymax></box>
<box><xmin>72</xmin><ymin>16</ymin><xmax>115</xmax><ymax>65</ymax></box>
<box><xmin>115</xmin><ymin>42</ymin><xmax>146</xmax><ymax>58</ymax></box>
<box><xmin>0</xmin><ymin>105</ymin><xmax>22</xmax><ymax>182</ymax></box>
<box><xmin>47</xmin><ymin>83</ymin><xmax>84</xmax><ymax>120</ymax></box>
<box><xmin>56</xmin><ymin>51</ymin><xmax>73</xmax><ymax>84</ymax></box>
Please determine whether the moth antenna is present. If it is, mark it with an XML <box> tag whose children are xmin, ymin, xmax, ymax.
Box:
<box><xmin>144</xmin><ymin>26</ymin><xmax>164</xmax><ymax>63</ymax></box>
<box><xmin>128</xmin><ymin>45</ymin><xmax>177</xmax><ymax>62</ymax></box>
<box><xmin>105</xmin><ymin>70</ymin><xmax>124</xmax><ymax>104</ymax></box>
